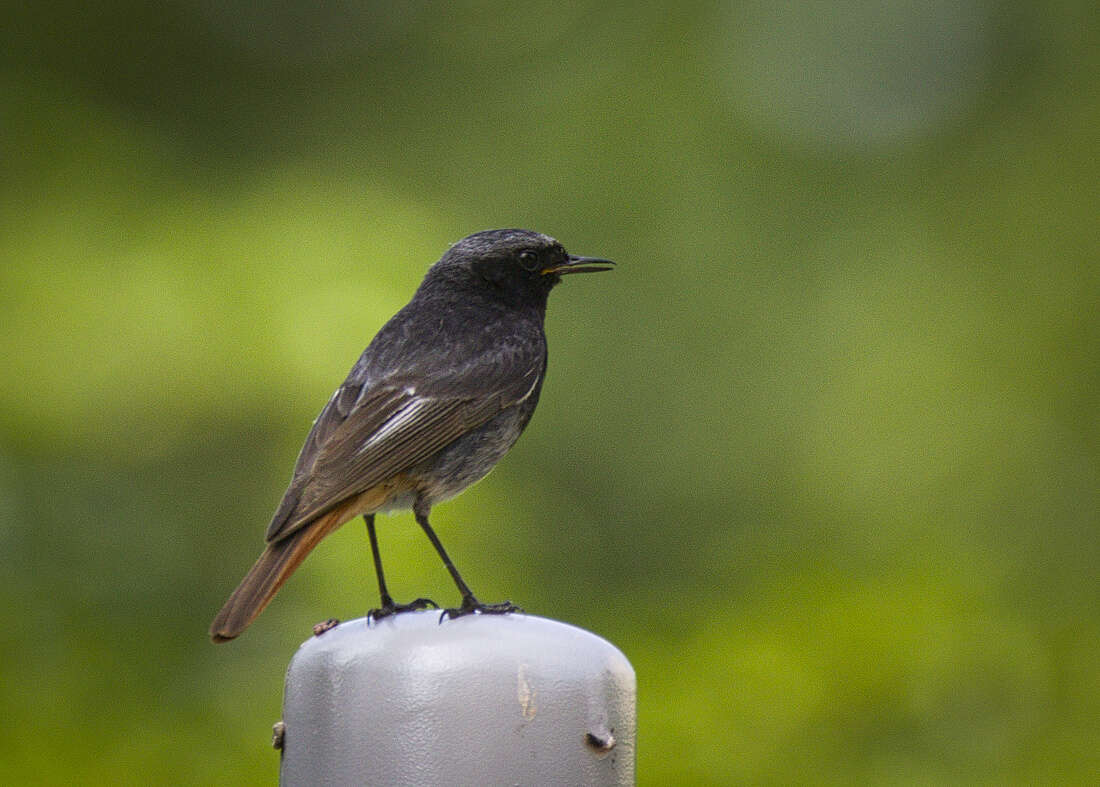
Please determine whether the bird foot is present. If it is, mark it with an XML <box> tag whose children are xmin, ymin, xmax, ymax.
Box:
<box><xmin>440</xmin><ymin>596</ymin><xmax>521</xmax><ymax>622</ymax></box>
<box><xmin>368</xmin><ymin>597</ymin><xmax>438</xmax><ymax>623</ymax></box>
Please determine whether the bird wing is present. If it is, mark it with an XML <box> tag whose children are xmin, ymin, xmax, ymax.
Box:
<box><xmin>264</xmin><ymin>357</ymin><xmax>542</xmax><ymax>544</ymax></box>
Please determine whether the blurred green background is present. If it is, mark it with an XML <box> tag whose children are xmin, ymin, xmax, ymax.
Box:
<box><xmin>2</xmin><ymin>1</ymin><xmax>1097</xmax><ymax>783</ymax></box>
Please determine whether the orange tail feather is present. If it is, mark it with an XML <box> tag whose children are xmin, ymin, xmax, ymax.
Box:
<box><xmin>209</xmin><ymin>516</ymin><xmax>341</xmax><ymax>643</ymax></box>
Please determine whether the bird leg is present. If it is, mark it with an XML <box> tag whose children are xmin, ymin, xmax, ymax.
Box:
<box><xmin>412</xmin><ymin>501</ymin><xmax>520</xmax><ymax>621</ymax></box>
<box><xmin>364</xmin><ymin>514</ymin><xmax>436</xmax><ymax>621</ymax></box>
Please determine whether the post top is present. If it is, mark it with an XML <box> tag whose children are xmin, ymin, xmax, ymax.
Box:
<box><xmin>290</xmin><ymin>610</ymin><xmax>633</xmax><ymax>679</ymax></box>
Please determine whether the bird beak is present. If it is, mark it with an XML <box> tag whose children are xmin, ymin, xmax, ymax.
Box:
<box><xmin>542</xmin><ymin>255</ymin><xmax>616</xmax><ymax>276</ymax></box>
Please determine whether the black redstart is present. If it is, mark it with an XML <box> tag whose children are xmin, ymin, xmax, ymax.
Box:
<box><xmin>210</xmin><ymin>229</ymin><xmax>614</xmax><ymax>642</ymax></box>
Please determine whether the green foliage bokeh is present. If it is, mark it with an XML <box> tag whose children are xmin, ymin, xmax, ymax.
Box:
<box><xmin>1</xmin><ymin>1</ymin><xmax>1097</xmax><ymax>783</ymax></box>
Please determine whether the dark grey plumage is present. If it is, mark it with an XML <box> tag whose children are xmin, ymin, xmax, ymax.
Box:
<box><xmin>210</xmin><ymin>229</ymin><xmax>613</xmax><ymax>642</ymax></box>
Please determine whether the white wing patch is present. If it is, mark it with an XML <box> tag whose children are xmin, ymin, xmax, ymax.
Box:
<box><xmin>354</xmin><ymin>397</ymin><xmax>431</xmax><ymax>455</ymax></box>
<box><xmin>516</xmin><ymin>367</ymin><xmax>540</xmax><ymax>405</ymax></box>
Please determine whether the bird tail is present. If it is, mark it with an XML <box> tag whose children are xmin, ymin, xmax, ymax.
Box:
<box><xmin>209</xmin><ymin>516</ymin><xmax>341</xmax><ymax>643</ymax></box>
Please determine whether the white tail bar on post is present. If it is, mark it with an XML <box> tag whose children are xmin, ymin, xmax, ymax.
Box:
<box><xmin>279</xmin><ymin>611</ymin><xmax>636</xmax><ymax>786</ymax></box>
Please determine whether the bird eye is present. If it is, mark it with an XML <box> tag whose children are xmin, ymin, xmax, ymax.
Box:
<box><xmin>518</xmin><ymin>250</ymin><xmax>540</xmax><ymax>270</ymax></box>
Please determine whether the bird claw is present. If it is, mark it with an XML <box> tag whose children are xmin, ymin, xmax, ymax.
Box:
<box><xmin>439</xmin><ymin>597</ymin><xmax>521</xmax><ymax>622</ymax></box>
<box><xmin>368</xmin><ymin>597</ymin><xmax>438</xmax><ymax>623</ymax></box>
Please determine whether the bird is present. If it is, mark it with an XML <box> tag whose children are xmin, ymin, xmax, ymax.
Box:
<box><xmin>209</xmin><ymin>229</ymin><xmax>614</xmax><ymax>642</ymax></box>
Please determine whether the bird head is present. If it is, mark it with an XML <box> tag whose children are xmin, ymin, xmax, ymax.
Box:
<box><xmin>430</xmin><ymin>229</ymin><xmax>614</xmax><ymax>307</ymax></box>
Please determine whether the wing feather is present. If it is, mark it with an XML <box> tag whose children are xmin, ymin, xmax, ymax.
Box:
<box><xmin>264</xmin><ymin>361</ymin><xmax>539</xmax><ymax>543</ymax></box>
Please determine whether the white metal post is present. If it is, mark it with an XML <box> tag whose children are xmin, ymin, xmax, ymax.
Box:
<box><xmin>279</xmin><ymin>611</ymin><xmax>636</xmax><ymax>786</ymax></box>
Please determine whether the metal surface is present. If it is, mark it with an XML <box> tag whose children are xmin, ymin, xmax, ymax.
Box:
<box><xmin>280</xmin><ymin>611</ymin><xmax>636</xmax><ymax>786</ymax></box>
